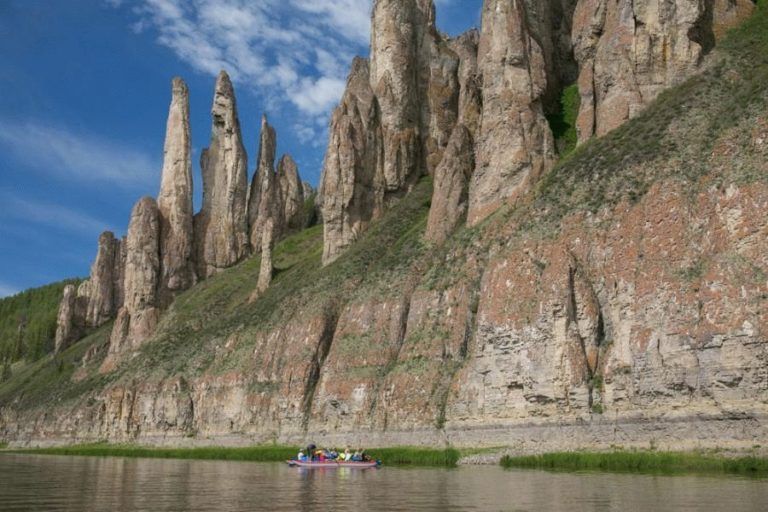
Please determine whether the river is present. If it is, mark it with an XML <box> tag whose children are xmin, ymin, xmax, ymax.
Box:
<box><xmin>0</xmin><ymin>454</ymin><xmax>766</xmax><ymax>511</ymax></box>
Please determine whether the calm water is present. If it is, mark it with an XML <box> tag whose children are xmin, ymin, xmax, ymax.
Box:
<box><xmin>0</xmin><ymin>454</ymin><xmax>767</xmax><ymax>511</ymax></box>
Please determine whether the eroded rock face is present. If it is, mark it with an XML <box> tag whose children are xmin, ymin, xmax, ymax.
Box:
<box><xmin>277</xmin><ymin>155</ymin><xmax>305</xmax><ymax>232</ymax></box>
<box><xmin>449</xmin><ymin>30</ymin><xmax>482</xmax><ymax>138</ymax></box>
<box><xmin>425</xmin><ymin>124</ymin><xmax>474</xmax><ymax>244</ymax></box>
<box><xmin>103</xmin><ymin>197</ymin><xmax>161</xmax><ymax>371</ymax></box>
<box><xmin>370</xmin><ymin>0</ymin><xmax>435</xmax><ymax>190</ymax></box>
<box><xmin>84</xmin><ymin>232</ymin><xmax>124</xmax><ymax>328</ymax></box>
<box><xmin>248</xmin><ymin>115</ymin><xmax>277</xmax><ymax>252</ymax></box>
<box><xmin>468</xmin><ymin>0</ymin><xmax>555</xmax><ymax>226</ymax></box>
<box><xmin>195</xmin><ymin>71</ymin><xmax>249</xmax><ymax>278</ymax></box>
<box><xmin>54</xmin><ymin>285</ymin><xmax>87</xmax><ymax>354</ymax></box>
<box><xmin>158</xmin><ymin>77</ymin><xmax>196</xmax><ymax>304</ymax></box>
<box><xmin>320</xmin><ymin>58</ymin><xmax>384</xmax><ymax>265</ymax></box>
<box><xmin>572</xmin><ymin>0</ymin><xmax>755</xmax><ymax>142</ymax></box>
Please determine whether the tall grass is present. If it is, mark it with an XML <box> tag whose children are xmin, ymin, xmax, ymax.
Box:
<box><xmin>14</xmin><ymin>444</ymin><xmax>460</xmax><ymax>467</ymax></box>
<box><xmin>500</xmin><ymin>451</ymin><xmax>768</xmax><ymax>476</ymax></box>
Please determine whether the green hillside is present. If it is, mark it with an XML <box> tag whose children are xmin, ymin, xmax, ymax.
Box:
<box><xmin>0</xmin><ymin>279</ymin><xmax>81</xmax><ymax>370</ymax></box>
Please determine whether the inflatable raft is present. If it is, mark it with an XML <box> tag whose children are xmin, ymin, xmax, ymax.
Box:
<box><xmin>287</xmin><ymin>460</ymin><xmax>380</xmax><ymax>469</ymax></box>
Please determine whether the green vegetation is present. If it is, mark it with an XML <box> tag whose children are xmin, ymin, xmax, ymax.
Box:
<box><xmin>15</xmin><ymin>444</ymin><xmax>460</xmax><ymax>467</ymax></box>
<box><xmin>547</xmin><ymin>84</ymin><xmax>580</xmax><ymax>157</ymax></box>
<box><xmin>0</xmin><ymin>323</ymin><xmax>114</xmax><ymax>409</ymax></box>
<box><xmin>0</xmin><ymin>279</ymin><xmax>80</xmax><ymax>363</ymax></box>
<box><xmin>500</xmin><ymin>451</ymin><xmax>768</xmax><ymax>476</ymax></box>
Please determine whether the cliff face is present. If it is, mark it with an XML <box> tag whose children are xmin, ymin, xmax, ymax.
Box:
<box><xmin>4</xmin><ymin>1</ymin><xmax>767</xmax><ymax>452</ymax></box>
<box><xmin>572</xmin><ymin>0</ymin><xmax>755</xmax><ymax>142</ymax></box>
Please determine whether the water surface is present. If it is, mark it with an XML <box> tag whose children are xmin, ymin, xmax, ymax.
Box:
<box><xmin>0</xmin><ymin>453</ymin><xmax>766</xmax><ymax>511</ymax></box>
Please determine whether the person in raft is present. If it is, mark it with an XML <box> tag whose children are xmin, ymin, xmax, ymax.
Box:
<box><xmin>297</xmin><ymin>450</ymin><xmax>307</xmax><ymax>462</ymax></box>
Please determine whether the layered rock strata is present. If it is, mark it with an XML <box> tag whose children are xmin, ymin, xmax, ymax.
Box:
<box><xmin>157</xmin><ymin>77</ymin><xmax>196</xmax><ymax>304</ymax></box>
<box><xmin>102</xmin><ymin>197</ymin><xmax>161</xmax><ymax>371</ymax></box>
<box><xmin>195</xmin><ymin>71</ymin><xmax>249</xmax><ymax>278</ymax></box>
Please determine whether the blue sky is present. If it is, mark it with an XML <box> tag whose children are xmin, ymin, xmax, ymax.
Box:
<box><xmin>0</xmin><ymin>0</ymin><xmax>483</xmax><ymax>297</ymax></box>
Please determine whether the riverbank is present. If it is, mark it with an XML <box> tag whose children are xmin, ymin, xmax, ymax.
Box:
<box><xmin>8</xmin><ymin>444</ymin><xmax>461</xmax><ymax>468</ymax></box>
<box><xmin>500</xmin><ymin>450</ymin><xmax>768</xmax><ymax>477</ymax></box>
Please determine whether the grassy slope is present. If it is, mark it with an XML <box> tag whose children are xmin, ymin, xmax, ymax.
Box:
<box><xmin>1</xmin><ymin>3</ymin><xmax>767</xmax><ymax>469</ymax></box>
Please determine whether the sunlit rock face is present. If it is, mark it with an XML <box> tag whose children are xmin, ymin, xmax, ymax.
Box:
<box><xmin>467</xmin><ymin>0</ymin><xmax>555</xmax><ymax>226</ymax></box>
<box><xmin>157</xmin><ymin>77</ymin><xmax>196</xmax><ymax>305</ymax></box>
<box><xmin>195</xmin><ymin>71</ymin><xmax>249</xmax><ymax>279</ymax></box>
<box><xmin>572</xmin><ymin>0</ymin><xmax>755</xmax><ymax>143</ymax></box>
<box><xmin>102</xmin><ymin>197</ymin><xmax>161</xmax><ymax>372</ymax></box>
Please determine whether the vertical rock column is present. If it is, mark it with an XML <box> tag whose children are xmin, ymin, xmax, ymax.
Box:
<box><xmin>194</xmin><ymin>71</ymin><xmax>249</xmax><ymax>278</ymax></box>
<box><xmin>247</xmin><ymin>115</ymin><xmax>278</xmax><ymax>252</ymax></box>
<box><xmin>54</xmin><ymin>284</ymin><xmax>87</xmax><ymax>353</ymax></box>
<box><xmin>425</xmin><ymin>124</ymin><xmax>474</xmax><ymax>244</ymax></box>
<box><xmin>320</xmin><ymin>58</ymin><xmax>384</xmax><ymax>265</ymax></box>
<box><xmin>84</xmin><ymin>231</ymin><xmax>123</xmax><ymax>328</ymax></box>
<box><xmin>102</xmin><ymin>197</ymin><xmax>161</xmax><ymax>372</ymax></box>
<box><xmin>158</xmin><ymin>77</ymin><xmax>196</xmax><ymax>305</ymax></box>
<box><xmin>277</xmin><ymin>155</ymin><xmax>305</xmax><ymax>232</ymax></box>
<box><xmin>467</xmin><ymin>0</ymin><xmax>555</xmax><ymax>226</ymax></box>
<box><xmin>370</xmin><ymin>0</ymin><xmax>434</xmax><ymax>191</ymax></box>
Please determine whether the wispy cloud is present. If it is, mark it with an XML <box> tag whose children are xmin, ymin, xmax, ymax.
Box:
<box><xmin>115</xmin><ymin>0</ymin><xmax>373</xmax><ymax>142</ymax></box>
<box><xmin>0</xmin><ymin>191</ymin><xmax>116</xmax><ymax>237</ymax></box>
<box><xmin>0</xmin><ymin>120</ymin><xmax>158</xmax><ymax>188</ymax></box>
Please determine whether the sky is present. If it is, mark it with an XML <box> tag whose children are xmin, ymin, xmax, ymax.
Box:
<box><xmin>0</xmin><ymin>0</ymin><xmax>483</xmax><ymax>298</ymax></box>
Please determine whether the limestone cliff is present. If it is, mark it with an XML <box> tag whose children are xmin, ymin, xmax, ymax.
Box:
<box><xmin>195</xmin><ymin>71</ymin><xmax>249</xmax><ymax>278</ymax></box>
<box><xmin>158</xmin><ymin>77</ymin><xmax>196</xmax><ymax>304</ymax></box>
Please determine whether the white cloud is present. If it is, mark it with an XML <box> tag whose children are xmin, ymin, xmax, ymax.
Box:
<box><xmin>0</xmin><ymin>191</ymin><xmax>116</xmax><ymax>237</ymax></box>
<box><xmin>123</xmin><ymin>0</ymin><xmax>372</xmax><ymax>122</ymax></box>
<box><xmin>0</xmin><ymin>120</ymin><xmax>157</xmax><ymax>189</ymax></box>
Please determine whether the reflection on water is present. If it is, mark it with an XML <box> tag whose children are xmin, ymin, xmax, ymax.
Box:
<box><xmin>0</xmin><ymin>453</ymin><xmax>767</xmax><ymax>511</ymax></box>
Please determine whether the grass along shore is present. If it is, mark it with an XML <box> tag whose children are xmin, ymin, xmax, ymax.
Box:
<box><xmin>500</xmin><ymin>451</ymin><xmax>768</xmax><ymax>477</ymax></box>
<box><xmin>8</xmin><ymin>444</ymin><xmax>461</xmax><ymax>468</ymax></box>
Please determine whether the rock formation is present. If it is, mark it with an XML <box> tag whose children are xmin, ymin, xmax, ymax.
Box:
<box><xmin>370</xmin><ymin>0</ymin><xmax>432</xmax><ymax>189</ymax></box>
<box><xmin>84</xmin><ymin>231</ymin><xmax>124</xmax><ymax>328</ymax></box>
<box><xmin>247</xmin><ymin>115</ymin><xmax>278</xmax><ymax>252</ymax></box>
<box><xmin>320</xmin><ymin>58</ymin><xmax>384</xmax><ymax>265</ymax></box>
<box><xmin>277</xmin><ymin>155</ymin><xmax>305</xmax><ymax>232</ymax></box>
<box><xmin>257</xmin><ymin>219</ymin><xmax>274</xmax><ymax>296</ymax></box>
<box><xmin>449</xmin><ymin>30</ymin><xmax>481</xmax><ymax>138</ymax></box>
<box><xmin>102</xmin><ymin>197</ymin><xmax>161</xmax><ymax>371</ymax></box>
<box><xmin>195</xmin><ymin>71</ymin><xmax>249</xmax><ymax>278</ymax></box>
<box><xmin>572</xmin><ymin>0</ymin><xmax>755</xmax><ymax>142</ymax></box>
<box><xmin>425</xmin><ymin>124</ymin><xmax>474</xmax><ymax>244</ymax></box>
<box><xmin>54</xmin><ymin>285</ymin><xmax>87</xmax><ymax>353</ymax></box>
<box><xmin>158</xmin><ymin>77</ymin><xmax>196</xmax><ymax>304</ymax></box>
<box><xmin>467</xmin><ymin>0</ymin><xmax>555</xmax><ymax>226</ymax></box>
